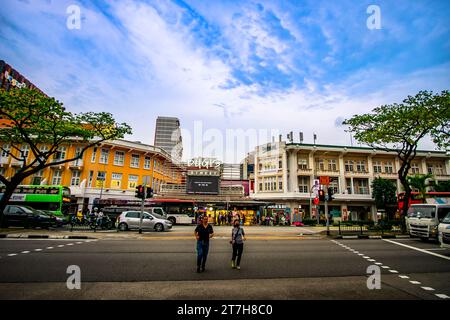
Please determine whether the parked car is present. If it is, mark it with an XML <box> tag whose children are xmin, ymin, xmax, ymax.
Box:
<box><xmin>438</xmin><ymin>212</ymin><xmax>450</xmax><ymax>249</ymax></box>
<box><xmin>1</xmin><ymin>205</ymin><xmax>53</xmax><ymax>229</ymax></box>
<box><xmin>407</xmin><ymin>204</ymin><xmax>450</xmax><ymax>241</ymax></box>
<box><xmin>37</xmin><ymin>210</ymin><xmax>66</xmax><ymax>227</ymax></box>
<box><xmin>116</xmin><ymin>210</ymin><xmax>172</xmax><ymax>232</ymax></box>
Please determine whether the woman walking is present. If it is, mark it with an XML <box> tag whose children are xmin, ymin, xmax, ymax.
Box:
<box><xmin>230</xmin><ymin>219</ymin><xmax>246</xmax><ymax>270</ymax></box>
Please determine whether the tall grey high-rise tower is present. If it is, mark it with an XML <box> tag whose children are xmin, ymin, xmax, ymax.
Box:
<box><xmin>154</xmin><ymin>116</ymin><xmax>183</xmax><ymax>163</ymax></box>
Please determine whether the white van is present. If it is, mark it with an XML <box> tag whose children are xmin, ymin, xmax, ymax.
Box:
<box><xmin>438</xmin><ymin>212</ymin><xmax>450</xmax><ymax>249</ymax></box>
<box><xmin>407</xmin><ymin>204</ymin><xmax>450</xmax><ymax>241</ymax></box>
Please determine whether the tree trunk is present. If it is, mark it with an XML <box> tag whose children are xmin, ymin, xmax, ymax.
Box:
<box><xmin>0</xmin><ymin>181</ymin><xmax>20</xmax><ymax>227</ymax></box>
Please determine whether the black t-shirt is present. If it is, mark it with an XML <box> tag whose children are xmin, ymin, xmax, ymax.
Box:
<box><xmin>195</xmin><ymin>224</ymin><xmax>214</xmax><ymax>243</ymax></box>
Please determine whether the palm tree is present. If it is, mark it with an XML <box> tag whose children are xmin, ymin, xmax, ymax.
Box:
<box><xmin>406</xmin><ymin>173</ymin><xmax>434</xmax><ymax>199</ymax></box>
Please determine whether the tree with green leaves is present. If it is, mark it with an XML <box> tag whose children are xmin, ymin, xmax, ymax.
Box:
<box><xmin>0</xmin><ymin>88</ymin><xmax>132</xmax><ymax>221</ymax></box>
<box><xmin>407</xmin><ymin>173</ymin><xmax>434</xmax><ymax>199</ymax></box>
<box><xmin>371</xmin><ymin>177</ymin><xmax>398</xmax><ymax>219</ymax></box>
<box><xmin>433</xmin><ymin>180</ymin><xmax>450</xmax><ymax>192</ymax></box>
<box><xmin>343</xmin><ymin>90</ymin><xmax>450</xmax><ymax>220</ymax></box>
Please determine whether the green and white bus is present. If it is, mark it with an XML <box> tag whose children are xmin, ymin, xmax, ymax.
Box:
<box><xmin>0</xmin><ymin>185</ymin><xmax>75</xmax><ymax>216</ymax></box>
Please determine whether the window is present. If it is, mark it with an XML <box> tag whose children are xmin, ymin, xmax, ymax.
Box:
<box><xmin>384</xmin><ymin>161</ymin><xmax>394</xmax><ymax>174</ymax></box>
<box><xmin>1</xmin><ymin>144</ymin><xmax>10</xmax><ymax>158</ymax></box>
<box><xmin>328</xmin><ymin>159</ymin><xmax>337</xmax><ymax>171</ymax></box>
<box><xmin>354</xmin><ymin>179</ymin><xmax>369</xmax><ymax>194</ymax></box>
<box><xmin>55</xmin><ymin>146</ymin><xmax>67</xmax><ymax>161</ymax></box>
<box><xmin>144</xmin><ymin>157</ymin><xmax>151</xmax><ymax>169</ymax></box>
<box><xmin>298</xmin><ymin>177</ymin><xmax>309</xmax><ymax>193</ymax></box>
<box><xmin>427</xmin><ymin>165</ymin><xmax>433</xmax><ymax>174</ymax></box>
<box><xmin>111</xmin><ymin>173</ymin><xmax>122</xmax><ymax>188</ymax></box>
<box><xmin>298</xmin><ymin>158</ymin><xmax>308</xmax><ymax>170</ymax></box>
<box><xmin>91</xmin><ymin>147</ymin><xmax>97</xmax><ymax>163</ymax></box>
<box><xmin>20</xmin><ymin>144</ymin><xmax>30</xmax><ymax>160</ymax></box>
<box><xmin>114</xmin><ymin>151</ymin><xmax>125</xmax><ymax>166</ymax></box>
<box><xmin>125</xmin><ymin>212</ymin><xmax>140</xmax><ymax>219</ymax></box>
<box><xmin>329</xmin><ymin>177</ymin><xmax>339</xmax><ymax>194</ymax></box>
<box><xmin>345</xmin><ymin>160</ymin><xmax>354</xmax><ymax>172</ymax></box>
<box><xmin>373</xmin><ymin>161</ymin><xmax>382</xmax><ymax>174</ymax></box>
<box><xmin>346</xmin><ymin>178</ymin><xmax>352</xmax><ymax>194</ymax></box>
<box><xmin>32</xmin><ymin>170</ymin><xmax>43</xmax><ymax>185</ymax></box>
<box><xmin>411</xmin><ymin>163</ymin><xmax>420</xmax><ymax>174</ymax></box>
<box><xmin>279</xmin><ymin>181</ymin><xmax>283</xmax><ymax>191</ymax></box>
<box><xmin>71</xmin><ymin>171</ymin><xmax>81</xmax><ymax>186</ymax></box>
<box><xmin>131</xmin><ymin>154</ymin><xmax>140</xmax><ymax>168</ymax></box>
<box><xmin>356</xmin><ymin>160</ymin><xmax>366</xmax><ymax>172</ymax></box>
<box><xmin>259</xmin><ymin>183</ymin><xmax>263</xmax><ymax>191</ymax></box>
<box><xmin>318</xmin><ymin>159</ymin><xmax>325</xmax><ymax>171</ymax></box>
<box><xmin>88</xmin><ymin>171</ymin><xmax>94</xmax><ymax>187</ymax></box>
<box><xmin>99</xmin><ymin>148</ymin><xmax>109</xmax><ymax>164</ymax></box>
<box><xmin>279</xmin><ymin>160</ymin><xmax>282</xmax><ymax>169</ymax></box>
<box><xmin>434</xmin><ymin>164</ymin><xmax>444</xmax><ymax>175</ymax></box>
<box><xmin>52</xmin><ymin>170</ymin><xmax>62</xmax><ymax>185</ymax></box>
<box><xmin>128</xmin><ymin>174</ymin><xmax>139</xmax><ymax>189</ymax></box>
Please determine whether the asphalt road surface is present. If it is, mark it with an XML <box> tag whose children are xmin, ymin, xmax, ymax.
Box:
<box><xmin>0</xmin><ymin>236</ymin><xmax>449</xmax><ymax>300</ymax></box>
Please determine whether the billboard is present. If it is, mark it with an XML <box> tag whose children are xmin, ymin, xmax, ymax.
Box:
<box><xmin>187</xmin><ymin>176</ymin><xmax>220</xmax><ymax>195</ymax></box>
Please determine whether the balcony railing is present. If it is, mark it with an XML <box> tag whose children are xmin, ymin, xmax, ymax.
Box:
<box><xmin>315</xmin><ymin>169</ymin><xmax>340</xmax><ymax>176</ymax></box>
<box><xmin>69</xmin><ymin>159</ymin><xmax>84</xmax><ymax>168</ymax></box>
<box><xmin>297</xmin><ymin>168</ymin><xmax>313</xmax><ymax>174</ymax></box>
<box><xmin>344</xmin><ymin>170</ymin><xmax>370</xmax><ymax>176</ymax></box>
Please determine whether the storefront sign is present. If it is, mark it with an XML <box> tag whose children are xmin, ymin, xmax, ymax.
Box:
<box><xmin>4</xmin><ymin>71</ymin><xmax>27</xmax><ymax>88</ymax></box>
<box><xmin>188</xmin><ymin>158</ymin><xmax>222</xmax><ymax>169</ymax></box>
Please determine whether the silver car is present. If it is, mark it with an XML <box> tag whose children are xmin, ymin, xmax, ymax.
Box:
<box><xmin>116</xmin><ymin>211</ymin><xmax>172</xmax><ymax>232</ymax></box>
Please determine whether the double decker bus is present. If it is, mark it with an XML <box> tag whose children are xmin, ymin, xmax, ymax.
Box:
<box><xmin>94</xmin><ymin>198</ymin><xmax>196</xmax><ymax>225</ymax></box>
<box><xmin>398</xmin><ymin>191</ymin><xmax>450</xmax><ymax>211</ymax></box>
<box><xmin>0</xmin><ymin>185</ymin><xmax>75</xmax><ymax>216</ymax></box>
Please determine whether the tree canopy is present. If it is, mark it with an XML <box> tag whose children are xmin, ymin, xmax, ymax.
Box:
<box><xmin>343</xmin><ymin>90</ymin><xmax>450</xmax><ymax>218</ymax></box>
<box><xmin>0</xmin><ymin>87</ymin><xmax>132</xmax><ymax>215</ymax></box>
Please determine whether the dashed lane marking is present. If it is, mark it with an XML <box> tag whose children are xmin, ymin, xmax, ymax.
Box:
<box><xmin>421</xmin><ymin>287</ymin><xmax>435</xmax><ymax>291</ymax></box>
<box><xmin>399</xmin><ymin>275</ymin><xmax>410</xmax><ymax>279</ymax></box>
<box><xmin>21</xmin><ymin>251</ymin><xmax>30</xmax><ymax>254</ymax></box>
<box><xmin>7</xmin><ymin>254</ymin><xmax>17</xmax><ymax>257</ymax></box>
<box><xmin>389</xmin><ymin>270</ymin><xmax>399</xmax><ymax>273</ymax></box>
<box><xmin>410</xmin><ymin>281</ymin><xmax>421</xmax><ymax>285</ymax></box>
<box><xmin>435</xmin><ymin>294</ymin><xmax>450</xmax><ymax>299</ymax></box>
<box><xmin>34</xmin><ymin>249</ymin><xmax>42</xmax><ymax>251</ymax></box>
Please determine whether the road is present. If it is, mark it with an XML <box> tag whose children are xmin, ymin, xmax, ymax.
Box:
<box><xmin>0</xmin><ymin>233</ymin><xmax>449</xmax><ymax>299</ymax></box>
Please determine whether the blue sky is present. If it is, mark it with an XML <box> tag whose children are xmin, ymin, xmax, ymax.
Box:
<box><xmin>1</xmin><ymin>0</ymin><xmax>449</xmax><ymax>161</ymax></box>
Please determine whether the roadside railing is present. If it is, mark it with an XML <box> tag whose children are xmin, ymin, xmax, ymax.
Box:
<box><xmin>338</xmin><ymin>220</ymin><xmax>403</xmax><ymax>236</ymax></box>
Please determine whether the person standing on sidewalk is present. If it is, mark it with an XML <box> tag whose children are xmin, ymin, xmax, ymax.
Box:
<box><xmin>230</xmin><ymin>219</ymin><xmax>246</xmax><ymax>270</ymax></box>
<box><xmin>194</xmin><ymin>215</ymin><xmax>214</xmax><ymax>273</ymax></box>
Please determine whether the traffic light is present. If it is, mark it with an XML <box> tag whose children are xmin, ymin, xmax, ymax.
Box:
<box><xmin>318</xmin><ymin>189</ymin><xmax>325</xmax><ymax>201</ymax></box>
<box><xmin>146</xmin><ymin>187</ymin><xmax>154</xmax><ymax>199</ymax></box>
<box><xmin>313</xmin><ymin>197</ymin><xmax>319</xmax><ymax>205</ymax></box>
<box><xmin>135</xmin><ymin>185</ymin><xmax>144</xmax><ymax>199</ymax></box>
<box><xmin>327</xmin><ymin>187</ymin><xmax>334</xmax><ymax>202</ymax></box>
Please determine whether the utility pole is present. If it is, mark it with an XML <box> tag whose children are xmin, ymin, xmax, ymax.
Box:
<box><xmin>325</xmin><ymin>193</ymin><xmax>329</xmax><ymax>236</ymax></box>
<box><xmin>138</xmin><ymin>176</ymin><xmax>150</xmax><ymax>234</ymax></box>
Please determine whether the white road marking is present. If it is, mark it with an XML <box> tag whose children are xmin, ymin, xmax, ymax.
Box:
<box><xmin>368</xmin><ymin>259</ymin><xmax>376</xmax><ymax>262</ymax></box>
<box><xmin>375</xmin><ymin>262</ymin><xmax>382</xmax><ymax>265</ymax></box>
<box><xmin>34</xmin><ymin>249</ymin><xmax>42</xmax><ymax>251</ymax></box>
<box><xmin>389</xmin><ymin>270</ymin><xmax>399</xmax><ymax>273</ymax></box>
<box><xmin>363</xmin><ymin>256</ymin><xmax>370</xmax><ymax>259</ymax></box>
<box><xmin>21</xmin><ymin>251</ymin><xmax>30</xmax><ymax>254</ymax></box>
<box><xmin>381</xmin><ymin>266</ymin><xmax>390</xmax><ymax>269</ymax></box>
<box><xmin>399</xmin><ymin>275</ymin><xmax>410</xmax><ymax>279</ymax></box>
<box><xmin>382</xmin><ymin>239</ymin><xmax>450</xmax><ymax>261</ymax></box>
<box><xmin>421</xmin><ymin>287</ymin><xmax>435</xmax><ymax>291</ymax></box>
<box><xmin>435</xmin><ymin>294</ymin><xmax>450</xmax><ymax>299</ymax></box>
<box><xmin>47</xmin><ymin>247</ymin><xmax>54</xmax><ymax>249</ymax></box>
<box><xmin>358</xmin><ymin>254</ymin><xmax>364</xmax><ymax>256</ymax></box>
<box><xmin>67</xmin><ymin>243</ymin><xmax>74</xmax><ymax>246</ymax></box>
<box><xmin>410</xmin><ymin>281</ymin><xmax>421</xmax><ymax>285</ymax></box>
<box><xmin>7</xmin><ymin>253</ymin><xmax>17</xmax><ymax>257</ymax></box>
<box><xmin>57</xmin><ymin>245</ymin><xmax>64</xmax><ymax>247</ymax></box>
<box><xmin>76</xmin><ymin>242</ymin><xmax>83</xmax><ymax>244</ymax></box>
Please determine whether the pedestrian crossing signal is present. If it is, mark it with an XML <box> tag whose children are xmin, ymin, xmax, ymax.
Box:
<box><xmin>135</xmin><ymin>185</ymin><xmax>145</xmax><ymax>199</ymax></box>
<box><xmin>318</xmin><ymin>189</ymin><xmax>325</xmax><ymax>201</ymax></box>
<box><xmin>146</xmin><ymin>187</ymin><xmax>153</xmax><ymax>199</ymax></box>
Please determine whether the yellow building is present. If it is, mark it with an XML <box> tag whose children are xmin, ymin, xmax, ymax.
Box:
<box><xmin>0</xmin><ymin>139</ymin><xmax>183</xmax><ymax>210</ymax></box>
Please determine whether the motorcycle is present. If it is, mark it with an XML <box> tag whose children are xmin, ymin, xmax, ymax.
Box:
<box><xmin>95</xmin><ymin>215</ymin><xmax>113</xmax><ymax>230</ymax></box>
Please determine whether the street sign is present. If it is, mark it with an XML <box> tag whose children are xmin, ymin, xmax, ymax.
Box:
<box><xmin>319</xmin><ymin>176</ymin><xmax>330</xmax><ymax>185</ymax></box>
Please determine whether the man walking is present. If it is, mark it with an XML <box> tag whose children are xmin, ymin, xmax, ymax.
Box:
<box><xmin>194</xmin><ymin>215</ymin><xmax>214</xmax><ymax>273</ymax></box>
